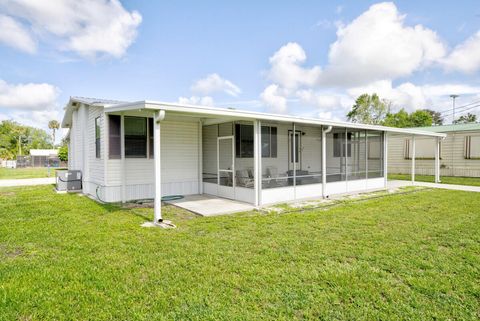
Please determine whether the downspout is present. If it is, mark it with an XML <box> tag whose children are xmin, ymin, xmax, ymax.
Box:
<box><xmin>322</xmin><ymin>126</ymin><xmax>333</xmax><ymax>198</ymax></box>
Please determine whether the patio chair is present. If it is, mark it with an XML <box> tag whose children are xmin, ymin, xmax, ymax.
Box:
<box><xmin>266</xmin><ymin>166</ymin><xmax>288</xmax><ymax>187</ymax></box>
<box><xmin>236</xmin><ymin>169</ymin><xmax>255</xmax><ymax>188</ymax></box>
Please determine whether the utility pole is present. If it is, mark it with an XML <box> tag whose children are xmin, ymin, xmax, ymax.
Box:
<box><xmin>450</xmin><ymin>94</ymin><xmax>459</xmax><ymax>124</ymax></box>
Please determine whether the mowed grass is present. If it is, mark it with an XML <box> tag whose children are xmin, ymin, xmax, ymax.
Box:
<box><xmin>389</xmin><ymin>173</ymin><xmax>480</xmax><ymax>187</ymax></box>
<box><xmin>0</xmin><ymin>167</ymin><xmax>59</xmax><ymax>179</ymax></box>
<box><xmin>1</xmin><ymin>186</ymin><xmax>479</xmax><ymax>320</ymax></box>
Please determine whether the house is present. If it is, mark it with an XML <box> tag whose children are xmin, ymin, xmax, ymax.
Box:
<box><xmin>62</xmin><ymin>96</ymin><xmax>445</xmax><ymax>223</ymax></box>
<box><xmin>388</xmin><ymin>123</ymin><xmax>480</xmax><ymax>178</ymax></box>
<box><xmin>29</xmin><ymin>149</ymin><xmax>59</xmax><ymax>167</ymax></box>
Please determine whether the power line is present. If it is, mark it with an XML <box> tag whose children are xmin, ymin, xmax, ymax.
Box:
<box><xmin>438</xmin><ymin>99</ymin><xmax>480</xmax><ymax>114</ymax></box>
<box><xmin>441</xmin><ymin>103</ymin><xmax>480</xmax><ymax>118</ymax></box>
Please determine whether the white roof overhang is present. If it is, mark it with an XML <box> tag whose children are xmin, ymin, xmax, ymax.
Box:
<box><xmin>105</xmin><ymin>100</ymin><xmax>447</xmax><ymax>138</ymax></box>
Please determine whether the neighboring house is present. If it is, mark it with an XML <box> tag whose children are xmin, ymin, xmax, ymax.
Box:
<box><xmin>29</xmin><ymin>149</ymin><xmax>59</xmax><ymax>167</ymax></box>
<box><xmin>388</xmin><ymin>123</ymin><xmax>480</xmax><ymax>178</ymax></box>
<box><xmin>62</xmin><ymin>96</ymin><xmax>444</xmax><ymax>223</ymax></box>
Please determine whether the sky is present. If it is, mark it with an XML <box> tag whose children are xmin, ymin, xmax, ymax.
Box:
<box><xmin>0</xmin><ymin>0</ymin><xmax>479</xmax><ymax>141</ymax></box>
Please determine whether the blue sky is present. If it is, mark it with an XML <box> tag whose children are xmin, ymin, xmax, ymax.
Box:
<box><xmin>0</xmin><ymin>0</ymin><xmax>479</xmax><ymax>138</ymax></box>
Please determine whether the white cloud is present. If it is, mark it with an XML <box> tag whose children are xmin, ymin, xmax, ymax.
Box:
<box><xmin>260</xmin><ymin>84</ymin><xmax>288</xmax><ymax>113</ymax></box>
<box><xmin>348</xmin><ymin>80</ymin><xmax>480</xmax><ymax>112</ymax></box>
<box><xmin>191</xmin><ymin>73</ymin><xmax>241</xmax><ymax>97</ymax></box>
<box><xmin>0</xmin><ymin>0</ymin><xmax>142</xmax><ymax>58</ymax></box>
<box><xmin>0</xmin><ymin>14</ymin><xmax>36</xmax><ymax>53</ymax></box>
<box><xmin>296</xmin><ymin>89</ymin><xmax>350</xmax><ymax>110</ymax></box>
<box><xmin>0</xmin><ymin>79</ymin><xmax>59</xmax><ymax>110</ymax></box>
<box><xmin>323</xmin><ymin>2</ymin><xmax>446</xmax><ymax>86</ymax></box>
<box><xmin>178</xmin><ymin>96</ymin><xmax>214</xmax><ymax>106</ymax></box>
<box><xmin>442</xmin><ymin>30</ymin><xmax>480</xmax><ymax>73</ymax></box>
<box><xmin>267</xmin><ymin>42</ymin><xmax>321</xmax><ymax>91</ymax></box>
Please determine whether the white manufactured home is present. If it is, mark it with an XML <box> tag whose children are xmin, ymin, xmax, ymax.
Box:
<box><xmin>62</xmin><ymin>97</ymin><xmax>445</xmax><ymax>222</ymax></box>
<box><xmin>388</xmin><ymin>123</ymin><xmax>480</xmax><ymax>177</ymax></box>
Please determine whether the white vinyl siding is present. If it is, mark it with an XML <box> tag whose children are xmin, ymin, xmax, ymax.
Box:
<box><xmin>389</xmin><ymin>131</ymin><xmax>480</xmax><ymax>177</ymax></box>
<box><xmin>104</xmin><ymin>120</ymin><xmax>200</xmax><ymax>201</ymax></box>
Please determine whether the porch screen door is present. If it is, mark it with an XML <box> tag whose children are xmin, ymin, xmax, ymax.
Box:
<box><xmin>217</xmin><ymin>136</ymin><xmax>235</xmax><ymax>199</ymax></box>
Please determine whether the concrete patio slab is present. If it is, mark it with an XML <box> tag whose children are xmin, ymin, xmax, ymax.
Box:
<box><xmin>165</xmin><ymin>194</ymin><xmax>255</xmax><ymax>216</ymax></box>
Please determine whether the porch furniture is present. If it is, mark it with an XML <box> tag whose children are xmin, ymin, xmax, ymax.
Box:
<box><xmin>265</xmin><ymin>166</ymin><xmax>289</xmax><ymax>187</ymax></box>
<box><xmin>236</xmin><ymin>169</ymin><xmax>255</xmax><ymax>188</ymax></box>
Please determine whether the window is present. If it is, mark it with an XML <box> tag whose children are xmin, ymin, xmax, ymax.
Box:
<box><xmin>125</xmin><ymin>117</ymin><xmax>147</xmax><ymax>158</ymax></box>
<box><xmin>95</xmin><ymin>117</ymin><xmax>101</xmax><ymax>158</ymax></box>
<box><xmin>148</xmin><ymin>117</ymin><xmax>154</xmax><ymax>158</ymax></box>
<box><xmin>289</xmin><ymin>130</ymin><xmax>300</xmax><ymax>163</ymax></box>
<box><xmin>235</xmin><ymin>124</ymin><xmax>254</xmax><ymax>158</ymax></box>
<box><xmin>333</xmin><ymin>132</ymin><xmax>352</xmax><ymax>157</ymax></box>
<box><xmin>261</xmin><ymin>126</ymin><xmax>277</xmax><ymax>158</ymax></box>
<box><xmin>465</xmin><ymin>136</ymin><xmax>480</xmax><ymax>159</ymax></box>
<box><xmin>235</xmin><ymin>124</ymin><xmax>277</xmax><ymax>158</ymax></box>
<box><xmin>109</xmin><ymin>115</ymin><xmax>121</xmax><ymax>159</ymax></box>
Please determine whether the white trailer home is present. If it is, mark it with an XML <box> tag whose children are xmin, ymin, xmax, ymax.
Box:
<box><xmin>388</xmin><ymin>123</ymin><xmax>480</xmax><ymax>178</ymax></box>
<box><xmin>62</xmin><ymin>97</ymin><xmax>445</xmax><ymax>223</ymax></box>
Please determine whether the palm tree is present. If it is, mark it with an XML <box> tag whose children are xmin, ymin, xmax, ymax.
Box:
<box><xmin>48</xmin><ymin>120</ymin><xmax>60</xmax><ymax>146</ymax></box>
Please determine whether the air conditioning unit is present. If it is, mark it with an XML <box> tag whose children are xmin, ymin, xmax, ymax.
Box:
<box><xmin>56</xmin><ymin>170</ymin><xmax>82</xmax><ymax>192</ymax></box>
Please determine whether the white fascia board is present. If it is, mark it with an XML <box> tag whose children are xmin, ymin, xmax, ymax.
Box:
<box><xmin>104</xmin><ymin>100</ymin><xmax>447</xmax><ymax>138</ymax></box>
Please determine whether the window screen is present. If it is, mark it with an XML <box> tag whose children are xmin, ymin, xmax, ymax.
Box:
<box><xmin>333</xmin><ymin>132</ymin><xmax>352</xmax><ymax>157</ymax></box>
<box><xmin>125</xmin><ymin>117</ymin><xmax>147</xmax><ymax>158</ymax></box>
<box><xmin>95</xmin><ymin>117</ymin><xmax>100</xmax><ymax>158</ymax></box>
<box><xmin>235</xmin><ymin>124</ymin><xmax>277</xmax><ymax>158</ymax></box>
<box><xmin>261</xmin><ymin>126</ymin><xmax>277</xmax><ymax>158</ymax></box>
<box><xmin>235</xmin><ymin>124</ymin><xmax>254</xmax><ymax>158</ymax></box>
<box><xmin>148</xmin><ymin>117</ymin><xmax>154</xmax><ymax>158</ymax></box>
<box><xmin>109</xmin><ymin>115</ymin><xmax>121</xmax><ymax>159</ymax></box>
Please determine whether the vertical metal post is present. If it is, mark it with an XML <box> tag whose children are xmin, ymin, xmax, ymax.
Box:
<box><xmin>120</xmin><ymin>113</ymin><xmax>126</xmax><ymax>203</ymax></box>
<box><xmin>198</xmin><ymin>120</ymin><xmax>203</xmax><ymax>194</ymax></box>
<box><xmin>365</xmin><ymin>130</ymin><xmax>368</xmax><ymax>180</ymax></box>
<box><xmin>321</xmin><ymin>126</ymin><xmax>332</xmax><ymax>198</ymax></box>
<box><xmin>435</xmin><ymin>137</ymin><xmax>440</xmax><ymax>183</ymax></box>
<box><xmin>384</xmin><ymin>131</ymin><xmax>388</xmax><ymax>188</ymax></box>
<box><xmin>345</xmin><ymin>128</ymin><xmax>348</xmax><ymax>188</ymax></box>
<box><xmin>254</xmin><ymin>120</ymin><xmax>262</xmax><ymax>207</ymax></box>
<box><xmin>293</xmin><ymin>123</ymin><xmax>296</xmax><ymax>200</ymax></box>
<box><xmin>153</xmin><ymin>111</ymin><xmax>162</xmax><ymax>223</ymax></box>
<box><xmin>411</xmin><ymin>136</ymin><xmax>416</xmax><ymax>184</ymax></box>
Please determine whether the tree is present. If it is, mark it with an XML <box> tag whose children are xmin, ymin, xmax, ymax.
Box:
<box><xmin>382</xmin><ymin>109</ymin><xmax>410</xmax><ymax>128</ymax></box>
<box><xmin>0</xmin><ymin>120</ymin><xmax>52</xmax><ymax>159</ymax></box>
<box><xmin>347</xmin><ymin>93</ymin><xmax>390</xmax><ymax>125</ymax></box>
<box><xmin>454</xmin><ymin>113</ymin><xmax>477</xmax><ymax>124</ymax></box>
<box><xmin>58</xmin><ymin>144</ymin><xmax>68</xmax><ymax>161</ymax></box>
<box><xmin>48</xmin><ymin>120</ymin><xmax>60</xmax><ymax>146</ymax></box>
<box><xmin>424</xmin><ymin>109</ymin><xmax>443</xmax><ymax>125</ymax></box>
<box><xmin>409</xmin><ymin>110</ymin><xmax>433</xmax><ymax>127</ymax></box>
<box><xmin>381</xmin><ymin>109</ymin><xmax>432</xmax><ymax>128</ymax></box>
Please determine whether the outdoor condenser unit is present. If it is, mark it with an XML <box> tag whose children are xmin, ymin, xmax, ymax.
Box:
<box><xmin>56</xmin><ymin>170</ymin><xmax>82</xmax><ymax>192</ymax></box>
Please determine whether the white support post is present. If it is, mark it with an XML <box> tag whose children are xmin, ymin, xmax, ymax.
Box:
<box><xmin>321</xmin><ymin>126</ymin><xmax>332</xmax><ymax>198</ymax></box>
<box><xmin>153</xmin><ymin>110</ymin><xmax>164</xmax><ymax>223</ymax></box>
<box><xmin>254</xmin><ymin>120</ymin><xmax>262</xmax><ymax>207</ymax></box>
<box><xmin>120</xmin><ymin>113</ymin><xmax>126</xmax><ymax>203</ymax></box>
<box><xmin>198</xmin><ymin>120</ymin><xmax>203</xmax><ymax>194</ymax></box>
<box><xmin>293</xmin><ymin>123</ymin><xmax>296</xmax><ymax>200</ymax></box>
<box><xmin>435</xmin><ymin>137</ymin><xmax>440</xmax><ymax>183</ymax></box>
<box><xmin>384</xmin><ymin>131</ymin><xmax>388</xmax><ymax>188</ymax></box>
<box><xmin>411</xmin><ymin>136</ymin><xmax>416</xmax><ymax>184</ymax></box>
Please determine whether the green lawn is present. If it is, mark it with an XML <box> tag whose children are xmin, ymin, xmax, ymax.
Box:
<box><xmin>0</xmin><ymin>167</ymin><xmax>61</xmax><ymax>179</ymax></box>
<box><xmin>388</xmin><ymin>173</ymin><xmax>480</xmax><ymax>187</ymax></box>
<box><xmin>1</xmin><ymin>186</ymin><xmax>479</xmax><ymax>320</ymax></box>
